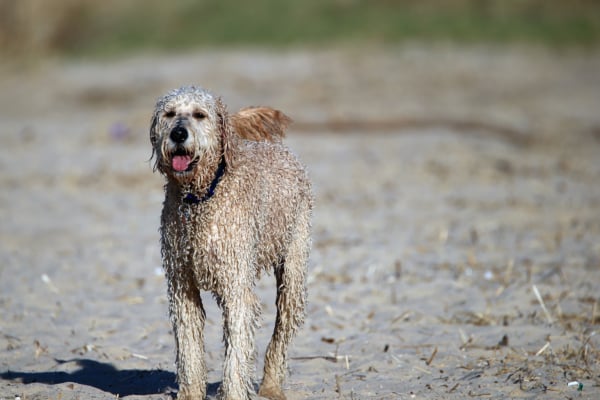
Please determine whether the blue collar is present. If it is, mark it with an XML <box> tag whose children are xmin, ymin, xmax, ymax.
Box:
<box><xmin>182</xmin><ymin>156</ymin><xmax>226</xmax><ymax>205</ymax></box>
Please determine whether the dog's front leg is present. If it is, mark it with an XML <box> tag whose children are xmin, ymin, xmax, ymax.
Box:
<box><xmin>167</xmin><ymin>277</ymin><xmax>207</xmax><ymax>400</ymax></box>
<box><xmin>217</xmin><ymin>286</ymin><xmax>261</xmax><ymax>400</ymax></box>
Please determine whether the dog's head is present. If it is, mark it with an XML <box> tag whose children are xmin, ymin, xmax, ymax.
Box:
<box><xmin>150</xmin><ymin>86</ymin><xmax>232</xmax><ymax>182</ymax></box>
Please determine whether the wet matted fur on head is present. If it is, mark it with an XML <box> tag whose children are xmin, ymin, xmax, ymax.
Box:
<box><xmin>149</xmin><ymin>85</ymin><xmax>311</xmax><ymax>400</ymax></box>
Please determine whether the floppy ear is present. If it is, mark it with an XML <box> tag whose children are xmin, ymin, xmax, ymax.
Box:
<box><xmin>231</xmin><ymin>106</ymin><xmax>291</xmax><ymax>142</ymax></box>
<box><xmin>216</xmin><ymin>97</ymin><xmax>236</xmax><ymax>167</ymax></box>
<box><xmin>149</xmin><ymin>113</ymin><xmax>160</xmax><ymax>170</ymax></box>
<box><xmin>149</xmin><ymin>113</ymin><xmax>159</xmax><ymax>147</ymax></box>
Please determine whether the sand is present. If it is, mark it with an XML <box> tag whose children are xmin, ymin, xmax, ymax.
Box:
<box><xmin>1</xmin><ymin>46</ymin><xmax>599</xmax><ymax>399</ymax></box>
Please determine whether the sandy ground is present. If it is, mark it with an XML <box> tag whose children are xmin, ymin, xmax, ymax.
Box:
<box><xmin>1</xmin><ymin>46</ymin><xmax>600</xmax><ymax>399</ymax></box>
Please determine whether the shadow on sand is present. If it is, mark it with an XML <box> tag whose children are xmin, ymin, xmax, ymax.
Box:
<box><xmin>0</xmin><ymin>358</ymin><xmax>219</xmax><ymax>397</ymax></box>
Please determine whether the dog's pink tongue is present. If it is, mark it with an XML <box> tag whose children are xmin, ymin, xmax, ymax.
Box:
<box><xmin>172</xmin><ymin>155</ymin><xmax>192</xmax><ymax>172</ymax></box>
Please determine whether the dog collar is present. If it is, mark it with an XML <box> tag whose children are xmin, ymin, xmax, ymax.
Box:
<box><xmin>182</xmin><ymin>156</ymin><xmax>226</xmax><ymax>205</ymax></box>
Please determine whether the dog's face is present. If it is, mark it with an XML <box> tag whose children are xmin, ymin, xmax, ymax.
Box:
<box><xmin>150</xmin><ymin>86</ymin><xmax>225</xmax><ymax>181</ymax></box>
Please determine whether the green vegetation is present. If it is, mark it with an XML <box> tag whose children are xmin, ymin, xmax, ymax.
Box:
<box><xmin>4</xmin><ymin>0</ymin><xmax>600</xmax><ymax>57</ymax></box>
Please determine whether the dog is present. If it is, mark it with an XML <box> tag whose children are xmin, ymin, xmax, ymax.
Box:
<box><xmin>150</xmin><ymin>86</ymin><xmax>312</xmax><ymax>399</ymax></box>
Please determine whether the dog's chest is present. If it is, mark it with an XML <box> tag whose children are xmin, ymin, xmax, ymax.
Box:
<box><xmin>169</xmin><ymin>201</ymin><xmax>249</xmax><ymax>257</ymax></box>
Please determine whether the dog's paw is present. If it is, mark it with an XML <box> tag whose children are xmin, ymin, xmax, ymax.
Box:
<box><xmin>258</xmin><ymin>383</ymin><xmax>286</xmax><ymax>400</ymax></box>
<box><xmin>177</xmin><ymin>385</ymin><xmax>206</xmax><ymax>400</ymax></box>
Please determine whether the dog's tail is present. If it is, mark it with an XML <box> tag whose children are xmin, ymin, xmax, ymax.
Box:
<box><xmin>231</xmin><ymin>107</ymin><xmax>292</xmax><ymax>142</ymax></box>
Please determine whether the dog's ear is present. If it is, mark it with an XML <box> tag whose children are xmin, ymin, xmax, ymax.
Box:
<box><xmin>150</xmin><ymin>113</ymin><xmax>159</xmax><ymax>147</ymax></box>
<box><xmin>149</xmin><ymin>113</ymin><xmax>160</xmax><ymax>170</ymax></box>
<box><xmin>216</xmin><ymin>97</ymin><xmax>236</xmax><ymax>167</ymax></box>
<box><xmin>231</xmin><ymin>107</ymin><xmax>291</xmax><ymax>142</ymax></box>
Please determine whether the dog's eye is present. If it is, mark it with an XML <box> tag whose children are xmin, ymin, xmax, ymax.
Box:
<box><xmin>164</xmin><ymin>111</ymin><xmax>176</xmax><ymax>118</ymax></box>
<box><xmin>193</xmin><ymin>111</ymin><xmax>206</xmax><ymax>120</ymax></box>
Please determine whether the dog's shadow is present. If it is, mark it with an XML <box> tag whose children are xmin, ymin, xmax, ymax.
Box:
<box><xmin>0</xmin><ymin>358</ymin><xmax>219</xmax><ymax>398</ymax></box>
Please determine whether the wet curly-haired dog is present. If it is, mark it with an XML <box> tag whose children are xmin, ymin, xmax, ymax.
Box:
<box><xmin>150</xmin><ymin>86</ymin><xmax>312</xmax><ymax>400</ymax></box>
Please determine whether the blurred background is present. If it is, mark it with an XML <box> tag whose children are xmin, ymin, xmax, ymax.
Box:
<box><xmin>1</xmin><ymin>1</ymin><xmax>600</xmax><ymax>399</ymax></box>
<box><xmin>2</xmin><ymin>0</ymin><xmax>600</xmax><ymax>144</ymax></box>
<box><xmin>1</xmin><ymin>0</ymin><xmax>600</xmax><ymax>58</ymax></box>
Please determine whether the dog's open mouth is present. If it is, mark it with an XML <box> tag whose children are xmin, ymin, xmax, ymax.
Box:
<box><xmin>171</xmin><ymin>150</ymin><xmax>198</xmax><ymax>173</ymax></box>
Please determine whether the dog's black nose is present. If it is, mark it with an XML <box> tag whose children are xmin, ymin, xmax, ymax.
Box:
<box><xmin>170</xmin><ymin>126</ymin><xmax>188</xmax><ymax>143</ymax></box>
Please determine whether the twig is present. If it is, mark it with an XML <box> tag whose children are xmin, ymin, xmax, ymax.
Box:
<box><xmin>413</xmin><ymin>365</ymin><xmax>432</xmax><ymax>374</ymax></box>
<box><xmin>425</xmin><ymin>346</ymin><xmax>438</xmax><ymax>366</ymax></box>
<box><xmin>532</xmin><ymin>285</ymin><xmax>553</xmax><ymax>324</ymax></box>
<box><xmin>391</xmin><ymin>310</ymin><xmax>413</xmax><ymax>324</ymax></box>
<box><xmin>448</xmin><ymin>383</ymin><xmax>459</xmax><ymax>393</ymax></box>
<box><xmin>291</xmin><ymin>354</ymin><xmax>351</xmax><ymax>365</ymax></box>
<box><xmin>291</xmin><ymin>355</ymin><xmax>338</xmax><ymax>363</ymax></box>
<box><xmin>535</xmin><ymin>342</ymin><xmax>550</xmax><ymax>356</ymax></box>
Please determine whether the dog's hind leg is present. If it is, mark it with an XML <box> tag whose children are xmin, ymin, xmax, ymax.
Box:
<box><xmin>259</xmin><ymin>213</ymin><xmax>310</xmax><ymax>400</ymax></box>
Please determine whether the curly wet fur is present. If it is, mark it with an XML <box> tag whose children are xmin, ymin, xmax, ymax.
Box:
<box><xmin>150</xmin><ymin>86</ymin><xmax>312</xmax><ymax>400</ymax></box>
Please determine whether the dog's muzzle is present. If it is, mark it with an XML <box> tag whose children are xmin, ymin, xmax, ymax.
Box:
<box><xmin>168</xmin><ymin>125</ymin><xmax>195</xmax><ymax>173</ymax></box>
